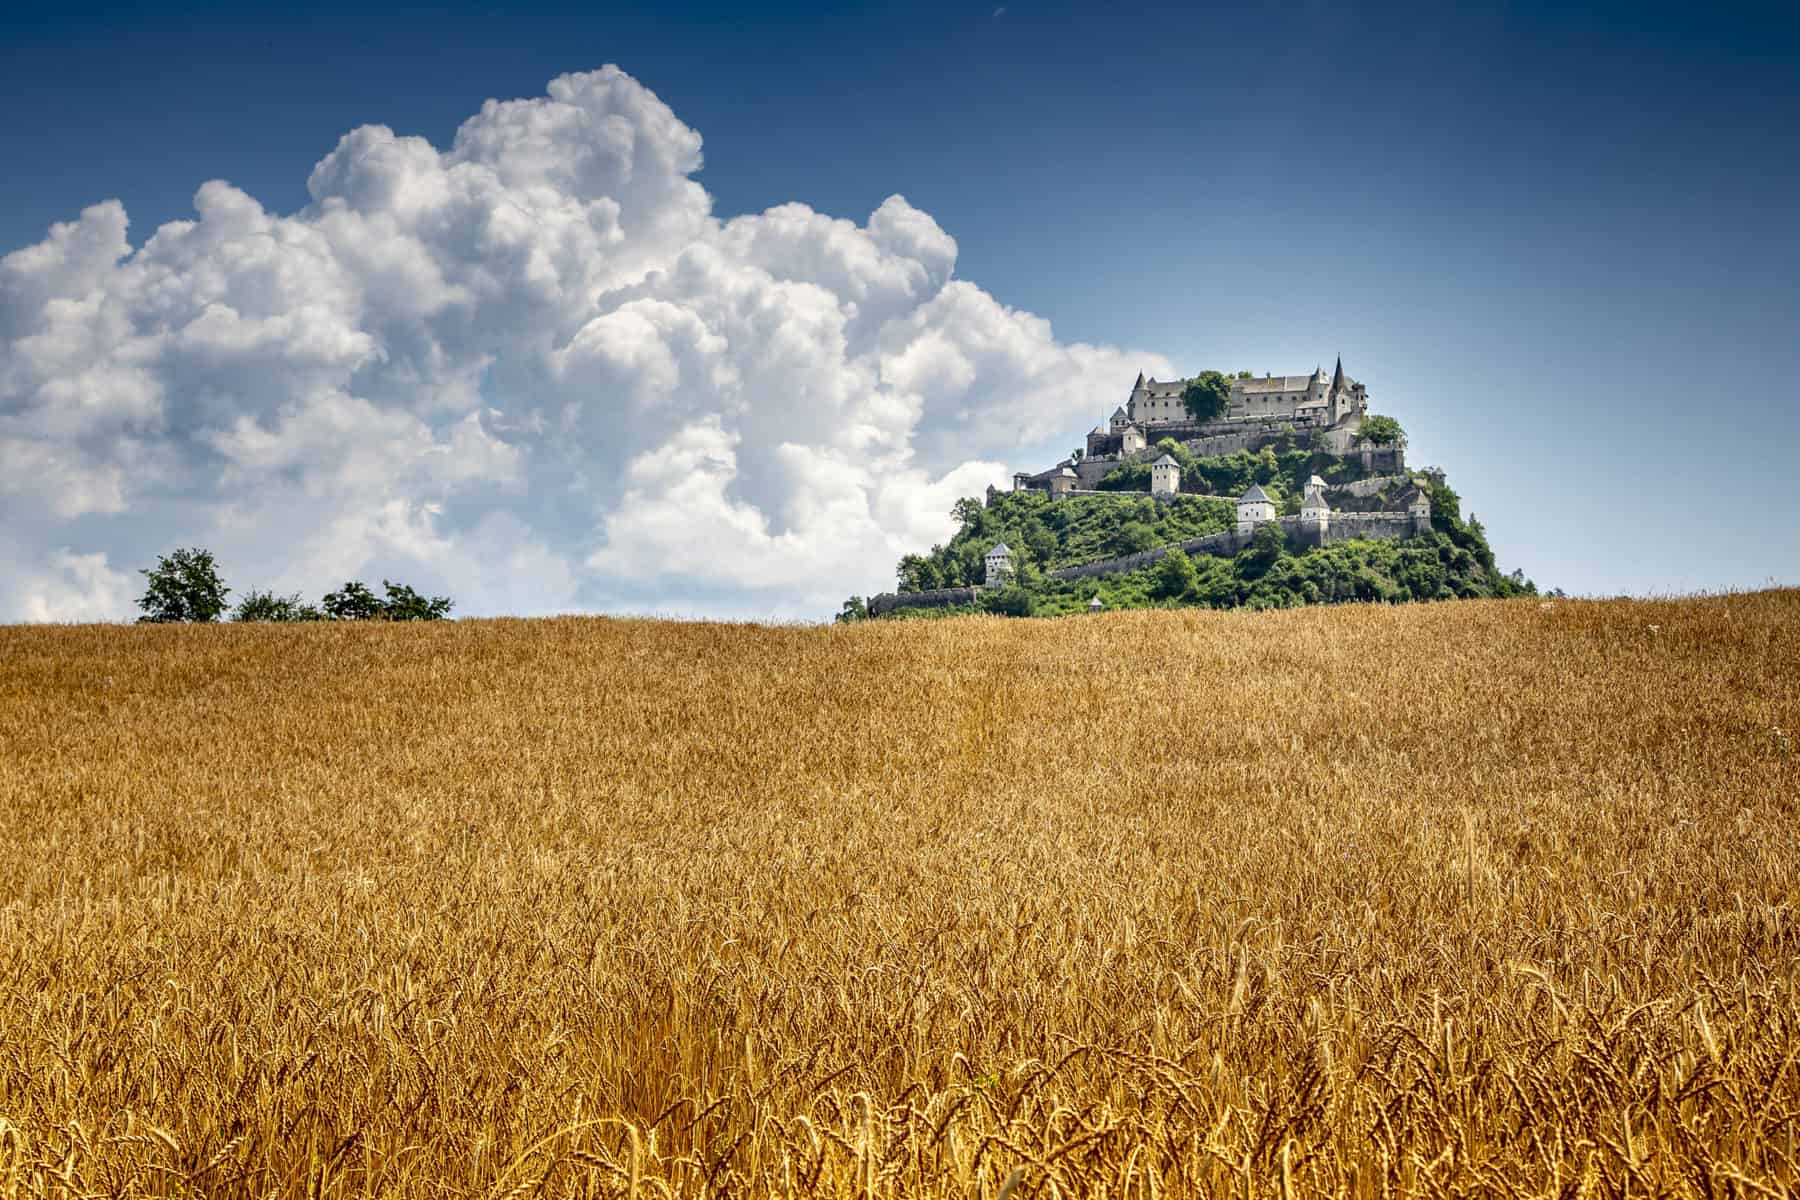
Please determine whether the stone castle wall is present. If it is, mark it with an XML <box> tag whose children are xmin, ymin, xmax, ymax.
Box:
<box><xmin>867</xmin><ymin>586</ymin><xmax>979</xmax><ymax>618</ymax></box>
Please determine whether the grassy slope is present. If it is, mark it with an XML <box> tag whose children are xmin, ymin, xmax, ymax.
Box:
<box><xmin>2</xmin><ymin>593</ymin><xmax>1797</xmax><ymax>1196</ymax></box>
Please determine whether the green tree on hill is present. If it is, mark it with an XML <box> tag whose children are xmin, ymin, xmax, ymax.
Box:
<box><xmin>1359</xmin><ymin>415</ymin><xmax>1405</xmax><ymax>445</ymax></box>
<box><xmin>137</xmin><ymin>548</ymin><xmax>230</xmax><ymax>624</ymax></box>
<box><xmin>1182</xmin><ymin>370</ymin><xmax>1232</xmax><ymax>422</ymax></box>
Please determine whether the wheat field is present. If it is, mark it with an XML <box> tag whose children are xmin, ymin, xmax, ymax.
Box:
<box><xmin>1</xmin><ymin>593</ymin><xmax>1796</xmax><ymax>1198</ymax></box>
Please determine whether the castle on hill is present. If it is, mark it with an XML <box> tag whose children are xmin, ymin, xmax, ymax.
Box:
<box><xmin>864</xmin><ymin>356</ymin><xmax>1441</xmax><ymax>617</ymax></box>
<box><xmin>1011</xmin><ymin>357</ymin><xmax>1387</xmax><ymax>497</ymax></box>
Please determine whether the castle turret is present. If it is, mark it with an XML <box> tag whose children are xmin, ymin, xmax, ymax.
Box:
<box><xmin>1049</xmin><ymin>465</ymin><xmax>1079</xmax><ymax>498</ymax></box>
<box><xmin>1403</xmin><ymin>484</ymin><xmax>1432</xmax><ymax>534</ymax></box>
<box><xmin>1150</xmin><ymin>453</ymin><xmax>1181</xmax><ymax>497</ymax></box>
<box><xmin>1237</xmin><ymin>483</ymin><xmax>1275</xmax><ymax>536</ymax></box>
<box><xmin>1120</xmin><ymin>424</ymin><xmax>1147</xmax><ymax>455</ymax></box>
<box><xmin>983</xmin><ymin>542</ymin><xmax>1014</xmax><ymax>587</ymax></box>
<box><xmin>1300</xmin><ymin>480</ymin><xmax>1330</xmax><ymax>542</ymax></box>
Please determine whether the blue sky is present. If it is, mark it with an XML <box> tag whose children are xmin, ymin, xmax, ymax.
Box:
<box><xmin>2</xmin><ymin>0</ymin><xmax>1795</xmax><ymax>615</ymax></box>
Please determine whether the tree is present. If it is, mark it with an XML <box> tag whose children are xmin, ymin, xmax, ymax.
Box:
<box><xmin>137</xmin><ymin>548</ymin><xmax>230</xmax><ymax>623</ymax></box>
<box><xmin>1358</xmin><ymin>414</ymin><xmax>1405</xmax><ymax>445</ymax></box>
<box><xmin>1152</xmin><ymin>548</ymin><xmax>1199</xmax><ymax>600</ymax></box>
<box><xmin>1238</xmin><ymin>520</ymin><xmax>1288</xmax><ymax>578</ymax></box>
<box><xmin>380</xmin><ymin>580</ymin><xmax>453</xmax><ymax>621</ymax></box>
<box><xmin>1181</xmin><ymin>370</ymin><xmax>1231</xmax><ymax>422</ymax></box>
<box><xmin>950</xmin><ymin>497</ymin><xmax>986</xmax><ymax>534</ymax></box>
<box><xmin>322</xmin><ymin>581</ymin><xmax>382</xmax><ymax>620</ymax></box>
<box><xmin>897</xmin><ymin>554</ymin><xmax>941</xmax><ymax>593</ymax></box>
<box><xmin>1112</xmin><ymin>521</ymin><xmax>1158</xmax><ymax>555</ymax></box>
<box><xmin>232</xmin><ymin>590</ymin><xmax>323</xmax><ymax>622</ymax></box>
<box><xmin>836</xmin><ymin>596</ymin><xmax>869</xmax><ymax>623</ymax></box>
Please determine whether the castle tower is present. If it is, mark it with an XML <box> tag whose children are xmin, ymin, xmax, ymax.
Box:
<box><xmin>1120</xmin><ymin>424</ymin><xmax>1147</xmax><ymax>455</ymax></box>
<box><xmin>1109</xmin><ymin>405</ymin><xmax>1132</xmax><ymax>433</ymax></box>
<box><xmin>984</xmin><ymin>542</ymin><xmax>1014</xmax><ymax>587</ymax></box>
<box><xmin>1150</xmin><ymin>453</ymin><xmax>1181</xmax><ymax>497</ymax></box>
<box><xmin>1237</xmin><ymin>483</ymin><xmax>1275</xmax><ymax>537</ymax></box>
<box><xmin>1300</xmin><ymin>480</ymin><xmax>1330</xmax><ymax>543</ymax></box>
<box><xmin>1404</xmin><ymin>485</ymin><xmax>1432</xmax><ymax>534</ymax></box>
<box><xmin>1049</xmin><ymin>465</ymin><xmax>1080</xmax><ymax>498</ymax></box>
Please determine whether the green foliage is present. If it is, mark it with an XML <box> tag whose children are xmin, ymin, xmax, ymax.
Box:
<box><xmin>380</xmin><ymin>581</ymin><xmax>453</xmax><ymax>621</ymax></box>
<box><xmin>865</xmin><ymin>462</ymin><xmax>1541</xmax><ymax>616</ymax></box>
<box><xmin>1181</xmin><ymin>371</ymin><xmax>1231</xmax><ymax>422</ymax></box>
<box><xmin>232</xmin><ymin>591</ymin><xmax>323</xmax><ymax>622</ymax></box>
<box><xmin>322</xmin><ymin>581</ymin><xmax>384</xmax><ymax>621</ymax></box>
<box><xmin>835</xmin><ymin>596</ymin><xmax>869</xmax><ymax>624</ymax></box>
<box><xmin>321</xmin><ymin>579</ymin><xmax>453</xmax><ymax>621</ymax></box>
<box><xmin>1359</xmin><ymin>414</ymin><xmax>1405</xmax><ymax>445</ymax></box>
<box><xmin>979</xmin><ymin>586</ymin><xmax>1035</xmax><ymax>617</ymax></box>
<box><xmin>137</xmin><ymin>548</ymin><xmax>230</xmax><ymax>624</ymax></box>
<box><xmin>1113</xmin><ymin>521</ymin><xmax>1158</xmax><ymax>555</ymax></box>
<box><xmin>890</xmin><ymin>491</ymin><xmax>1234</xmax><ymax>592</ymax></box>
<box><xmin>1152</xmin><ymin>548</ymin><xmax>1199</xmax><ymax>600</ymax></box>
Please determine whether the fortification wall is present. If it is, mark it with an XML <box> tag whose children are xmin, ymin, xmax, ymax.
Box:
<box><xmin>1324</xmin><ymin>513</ymin><xmax>1424</xmax><ymax>543</ymax></box>
<box><xmin>1330</xmin><ymin>473</ymin><xmax>1411</xmax><ymax>498</ymax></box>
<box><xmin>867</xmin><ymin>586</ymin><xmax>980</xmax><ymax>617</ymax></box>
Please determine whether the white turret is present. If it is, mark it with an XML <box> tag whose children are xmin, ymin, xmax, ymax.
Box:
<box><xmin>984</xmin><ymin>542</ymin><xmax>1014</xmax><ymax>587</ymax></box>
<box><xmin>1237</xmin><ymin>483</ymin><xmax>1276</xmax><ymax>536</ymax></box>
<box><xmin>1150</xmin><ymin>453</ymin><xmax>1181</xmax><ymax>497</ymax></box>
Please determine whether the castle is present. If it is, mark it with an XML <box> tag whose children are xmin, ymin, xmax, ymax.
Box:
<box><xmin>866</xmin><ymin>358</ymin><xmax>1439</xmax><ymax>617</ymax></box>
<box><xmin>1014</xmin><ymin>357</ymin><xmax>1379</xmax><ymax>497</ymax></box>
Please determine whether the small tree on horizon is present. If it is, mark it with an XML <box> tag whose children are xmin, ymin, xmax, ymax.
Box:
<box><xmin>137</xmin><ymin>548</ymin><xmax>230</xmax><ymax>623</ymax></box>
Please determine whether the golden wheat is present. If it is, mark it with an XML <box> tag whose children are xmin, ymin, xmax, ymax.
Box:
<box><xmin>0</xmin><ymin>593</ymin><xmax>1796</xmax><ymax>1198</ymax></box>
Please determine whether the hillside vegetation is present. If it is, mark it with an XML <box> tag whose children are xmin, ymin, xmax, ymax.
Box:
<box><xmin>2</xmin><ymin>593</ymin><xmax>1797</xmax><ymax>1197</ymax></box>
<box><xmin>882</xmin><ymin>467</ymin><xmax>1531</xmax><ymax>618</ymax></box>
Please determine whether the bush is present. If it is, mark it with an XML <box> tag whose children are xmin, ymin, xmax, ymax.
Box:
<box><xmin>232</xmin><ymin>591</ymin><xmax>323</xmax><ymax>622</ymax></box>
<box><xmin>137</xmin><ymin>548</ymin><xmax>230</xmax><ymax>624</ymax></box>
<box><xmin>980</xmin><ymin>586</ymin><xmax>1035</xmax><ymax>618</ymax></box>
<box><xmin>1112</xmin><ymin>522</ymin><xmax>1157</xmax><ymax>555</ymax></box>
<box><xmin>1152</xmin><ymin>549</ymin><xmax>1198</xmax><ymax>600</ymax></box>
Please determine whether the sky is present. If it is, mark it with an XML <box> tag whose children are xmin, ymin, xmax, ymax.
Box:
<box><xmin>2</xmin><ymin>0</ymin><xmax>1795</xmax><ymax>620</ymax></box>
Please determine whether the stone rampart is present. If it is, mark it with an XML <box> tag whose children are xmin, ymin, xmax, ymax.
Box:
<box><xmin>867</xmin><ymin>586</ymin><xmax>980</xmax><ymax>617</ymax></box>
<box><xmin>1323</xmin><ymin>512</ymin><xmax>1423</xmax><ymax>543</ymax></box>
<box><xmin>1330</xmin><ymin>473</ymin><xmax>1411</xmax><ymax>498</ymax></box>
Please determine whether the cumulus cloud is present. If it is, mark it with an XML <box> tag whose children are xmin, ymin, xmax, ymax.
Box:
<box><xmin>0</xmin><ymin>66</ymin><xmax>1168</xmax><ymax>621</ymax></box>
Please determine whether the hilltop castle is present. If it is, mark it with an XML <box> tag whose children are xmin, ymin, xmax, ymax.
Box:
<box><xmin>1012</xmin><ymin>357</ymin><xmax>1387</xmax><ymax>497</ymax></box>
<box><xmin>864</xmin><ymin>357</ymin><xmax>1440</xmax><ymax>616</ymax></box>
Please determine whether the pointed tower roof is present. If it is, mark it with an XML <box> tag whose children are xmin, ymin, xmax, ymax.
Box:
<box><xmin>1133</xmin><ymin>371</ymin><xmax>1146</xmax><ymax>389</ymax></box>
<box><xmin>1331</xmin><ymin>356</ymin><xmax>1345</xmax><ymax>394</ymax></box>
<box><xmin>1153</xmin><ymin>453</ymin><xmax>1179</xmax><ymax>467</ymax></box>
<box><xmin>1240</xmin><ymin>483</ymin><xmax>1271</xmax><ymax>503</ymax></box>
<box><xmin>1111</xmin><ymin>405</ymin><xmax>1129</xmax><ymax>420</ymax></box>
<box><xmin>987</xmin><ymin>542</ymin><xmax>1011</xmax><ymax>556</ymax></box>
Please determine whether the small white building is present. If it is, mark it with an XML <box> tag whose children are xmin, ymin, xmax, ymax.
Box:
<box><xmin>1087</xmin><ymin>595</ymin><xmax>1104</xmax><ymax>612</ymax></box>
<box><xmin>1049</xmin><ymin>465</ymin><xmax>1080</xmax><ymax>498</ymax></box>
<box><xmin>984</xmin><ymin>542</ymin><xmax>1014</xmax><ymax>587</ymax></box>
<box><xmin>1119</xmin><ymin>424</ymin><xmax>1147</xmax><ymax>455</ymax></box>
<box><xmin>1150</xmin><ymin>453</ymin><xmax>1181</xmax><ymax>497</ymax></box>
<box><xmin>1237</xmin><ymin>483</ymin><xmax>1276</xmax><ymax>536</ymax></box>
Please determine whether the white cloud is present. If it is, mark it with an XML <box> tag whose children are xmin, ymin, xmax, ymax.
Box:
<box><xmin>0</xmin><ymin>65</ymin><xmax>1169</xmax><ymax>622</ymax></box>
